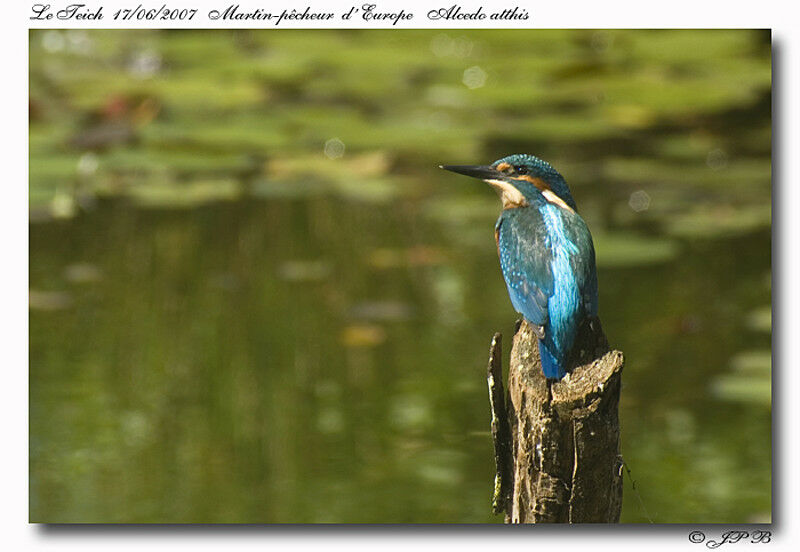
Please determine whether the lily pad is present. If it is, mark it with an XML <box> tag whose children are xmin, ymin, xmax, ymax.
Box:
<box><xmin>663</xmin><ymin>204</ymin><xmax>771</xmax><ymax>239</ymax></box>
<box><xmin>712</xmin><ymin>349</ymin><xmax>771</xmax><ymax>406</ymax></box>
<box><xmin>593</xmin><ymin>232</ymin><xmax>680</xmax><ymax>267</ymax></box>
<box><xmin>126</xmin><ymin>178</ymin><xmax>241</xmax><ymax>208</ymax></box>
<box><xmin>745</xmin><ymin>306</ymin><xmax>771</xmax><ymax>333</ymax></box>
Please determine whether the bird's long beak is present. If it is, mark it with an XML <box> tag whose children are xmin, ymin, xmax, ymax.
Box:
<box><xmin>440</xmin><ymin>164</ymin><xmax>530</xmax><ymax>209</ymax></box>
<box><xmin>440</xmin><ymin>165</ymin><xmax>502</xmax><ymax>180</ymax></box>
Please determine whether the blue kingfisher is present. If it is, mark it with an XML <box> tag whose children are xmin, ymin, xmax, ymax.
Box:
<box><xmin>441</xmin><ymin>154</ymin><xmax>598</xmax><ymax>380</ymax></box>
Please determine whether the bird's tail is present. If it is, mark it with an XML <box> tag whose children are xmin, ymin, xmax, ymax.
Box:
<box><xmin>539</xmin><ymin>339</ymin><xmax>566</xmax><ymax>380</ymax></box>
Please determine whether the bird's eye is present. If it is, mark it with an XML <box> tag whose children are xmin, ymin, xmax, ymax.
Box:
<box><xmin>514</xmin><ymin>166</ymin><xmax>528</xmax><ymax>175</ymax></box>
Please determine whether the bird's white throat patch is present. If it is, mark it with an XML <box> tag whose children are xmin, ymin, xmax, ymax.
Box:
<box><xmin>485</xmin><ymin>179</ymin><xmax>528</xmax><ymax>209</ymax></box>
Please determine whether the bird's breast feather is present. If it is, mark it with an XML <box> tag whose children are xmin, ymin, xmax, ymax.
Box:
<box><xmin>496</xmin><ymin>210</ymin><xmax>554</xmax><ymax>326</ymax></box>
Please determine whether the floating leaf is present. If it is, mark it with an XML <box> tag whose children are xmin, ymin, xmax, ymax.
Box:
<box><xmin>348</xmin><ymin>301</ymin><xmax>413</xmax><ymax>322</ymax></box>
<box><xmin>711</xmin><ymin>349</ymin><xmax>771</xmax><ymax>406</ymax></box>
<box><xmin>277</xmin><ymin>260</ymin><xmax>332</xmax><ymax>283</ymax></box>
<box><xmin>30</xmin><ymin>289</ymin><xmax>73</xmax><ymax>311</ymax></box>
<box><xmin>63</xmin><ymin>263</ymin><xmax>103</xmax><ymax>284</ymax></box>
<box><xmin>664</xmin><ymin>204</ymin><xmax>771</xmax><ymax>239</ymax></box>
<box><xmin>126</xmin><ymin>179</ymin><xmax>240</xmax><ymax>208</ymax></box>
<box><xmin>745</xmin><ymin>306</ymin><xmax>771</xmax><ymax>333</ymax></box>
<box><xmin>729</xmin><ymin>350</ymin><xmax>771</xmax><ymax>375</ymax></box>
<box><xmin>367</xmin><ymin>246</ymin><xmax>448</xmax><ymax>270</ymax></box>
<box><xmin>593</xmin><ymin>232</ymin><xmax>680</xmax><ymax>267</ymax></box>
<box><xmin>340</xmin><ymin>324</ymin><xmax>387</xmax><ymax>348</ymax></box>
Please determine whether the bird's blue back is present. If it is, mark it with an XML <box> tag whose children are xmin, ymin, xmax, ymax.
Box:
<box><xmin>496</xmin><ymin>195</ymin><xmax>597</xmax><ymax>379</ymax></box>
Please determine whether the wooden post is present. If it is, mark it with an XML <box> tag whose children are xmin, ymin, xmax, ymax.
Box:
<box><xmin>487</xmin><ymin>317</ymin><xmax>624</xmax><ymax>523</ymax></box>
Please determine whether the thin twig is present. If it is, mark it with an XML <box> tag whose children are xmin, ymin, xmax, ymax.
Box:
<box><xmin>621</xmin><ymin>457</ymin><xmax>654</xmax><ymax>523</ymax></box>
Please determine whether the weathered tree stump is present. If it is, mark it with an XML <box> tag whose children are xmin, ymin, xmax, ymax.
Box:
<box><xmin>487</xmin><ymin>317</ymin><xmax>624</xmax><ymax>523</ymax></box>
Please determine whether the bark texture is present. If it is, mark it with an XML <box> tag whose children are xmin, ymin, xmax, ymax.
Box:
<box><xmin>487</xmin><ymin>317</ymin><xmax>624</xmax><ymax>523</ymax></box>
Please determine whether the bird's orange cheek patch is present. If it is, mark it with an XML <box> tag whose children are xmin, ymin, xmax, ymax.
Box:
<box><xmin>512</xmin><ymin>175</ymin><xmax>551</xmax><ymax>192</ymax></box>
<box><xmin>512</xmin><ymin>175</ymin><xmax>575</xmax><ymax>213</ymax></box>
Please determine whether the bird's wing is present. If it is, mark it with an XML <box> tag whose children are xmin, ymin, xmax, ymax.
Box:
<box><xmin>563</xmin><ymin>211</ymin><xmax>599</xmax><ymax>316</ymax></box>
<box><xmin>496</xmin><ymin>210</ymin><xmax>554</xmax><ymax>328</ymax></box>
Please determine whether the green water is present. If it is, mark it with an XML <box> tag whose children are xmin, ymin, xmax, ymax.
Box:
<box><xmin>29</xmin><ymin>29</ymin><xmax>770</xmax><ymax>523</ymax></box>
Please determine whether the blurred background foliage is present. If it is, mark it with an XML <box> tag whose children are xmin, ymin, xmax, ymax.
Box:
<box><xmin>29</xmin><ymin>29</ymin><xmax>770</xmax><ymax>523</ymax></box>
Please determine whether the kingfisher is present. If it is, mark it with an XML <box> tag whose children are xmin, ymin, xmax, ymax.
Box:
<box><xmin>441</xmin><ymin>154</ymin><xmax>598</xmax><ymax>380</ymax></box>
